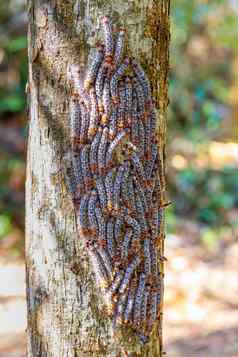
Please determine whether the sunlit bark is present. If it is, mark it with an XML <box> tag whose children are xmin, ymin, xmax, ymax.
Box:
<box><xmin>26</xmin><ymin>1</ymin><xmax>170</xmax><ymax>355</ymax></box>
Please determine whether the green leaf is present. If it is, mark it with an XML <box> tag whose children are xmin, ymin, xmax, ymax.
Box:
<box><xmin>0</xmin><ymin>94</ymin><xmax>25</xmax><ymax>112</ymax></box>
<box><xmin>198</xmin><ymin>208</ymin><xmax>218</xmax><ymax>224</ymax></box>
<box><xmin>201</xmin><ymin>228</ymin><xmax>218</xmax><ymax>251</ymax></box>
<box><xmin>0</xmin><ymin>214</ymin><xmax>12</xmax><ymax>238</ymax></box>
<box><xmin>4</xmin><ymin>36</ymin><xmax>27</xmax><ymax>53</ymax></box>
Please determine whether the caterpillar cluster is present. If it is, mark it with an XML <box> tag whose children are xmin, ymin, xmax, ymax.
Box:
<box><xmin>69</xmin><ymin>16</ymin><xmax>163</xmax><ymax>343</ymax></box>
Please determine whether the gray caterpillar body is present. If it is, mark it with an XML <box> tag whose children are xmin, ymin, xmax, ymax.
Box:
<box><xmin>69</xmin><ymin>16</ymin><xmax>163</xmax><ymax>343</ymax></box>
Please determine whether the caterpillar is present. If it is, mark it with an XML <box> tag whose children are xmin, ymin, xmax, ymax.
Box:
<box><xmin>133</xmin><ymin>273</ymin><xmax>146</xmax><ymax>325</ymax></box>
<box><xmin>101</xmin><ymin>16</ymin><xmax>114</xmax><ymax>67</ymax></box>
<box><xmin>141</xmin><ymin>288</ymin><xmax>149</xmax><ymax>322</ymax></box>
<box><xmin>137</xmin><ymin>119</ymin><xmax>145</xmax><ymax>157</ymax></box>
<box><xmin>72</xmin><ymin>152</ymin><xmax>84</xmax><ymax>196</ymax></box>
<box><xmin>95</xmin><ymin>65</ymin><xmax>107</xmax><ymax>111</ymax></box>
<box><xmin>114</xmin><ymin>215</ymin><xmax>124</xmax><ymax>244</ymax></box>
<box><xmin>69</xmin><ymin>16</ymin><xmax>162</xmax><ymax>343</ymax></box>
<box><xmin>96</xmin><ymin>177</ymin><xmax>107</xmax><ymax>213</ymax></box>
<box><xmin>132</xmin><ymin>77</ymin><xmax>146</xmax><ymax>118</ymax></box>
<box><xmin>70</xmin><ymin>98</ymin><xmax>81</xmax><ymax>139</ymax></box>
<box><xmin>105</xmin><ymin>168</ymin><xmax>116</xmax><ymax>214</ymax></box>
<box><xmin>125</xmin><ymin>77</ymin><xmax>133</xmax><ymax>120</ymax></box>
<box><xmin>109</xmin><ymin>270</ymin><xmax>124</xmax><ymax>294</ymax></box>
<box><xmin>105</xmin><ymin>129</ymin><xmax>128</xmax><ymax>168</ymax></box>
<box><xmin>125</xmin><ymin>175</ymin><xmax>136</xmax><ymax>212</ymax></box>
<box><xmin>79</xmin><ymin>103</ymin><xmax>90</xmax><ymax>146</ymax></box>
<box><xmin>130</xmin><ymin>90</ymin><xmax>140</xmax><ymax>146</ymax></box>
<box><xmin>88</xmin><ymin>88</ymin><xmax>99</xmax><ymax>139</ymax></box>
<box><xmin>131</xmin><ymin>59</ymin><xmax>151</xmax><ymax>101</ymax></box>
<box><xmin>98</xmin><ymin>126</ymin><xmax>109</xmax><ymax>175</ymax></box>
<box><xmin>108</xmin><ymin>106</ymin><xmax>118</xmax><ymax>141</ymax></box>
<box><xmin>110</xmin><ymin>58</ymin><xmax>130</xmax><ymax>104</ymax></box>
<box><xmin>119</xmin><ymin>255</ymin><xmax>141</xmax><ymax>294</ymax></box>
<box><xmin>88</xmin><ymin>190</ymin><xmax>99</xmax><ymax>237</ymax></box>
<box><xmin>143</xmin><ymin>238</ymin><xmax>152</xmax><ymax>276</ymax></box>
<box><xmin>95</xmin><ymin>205</ymin><xmax>106</xmax><ymax>240</ymax></box>
<box><xmin>106</xmin><ymin>218</ymin><xmax>116</xmax><ymax>258</ymax></box>
<box><xmin>84</xmin><ymin>44</ymin><xmax>104</xmax><ymax>90</ymax></box>
<box><xmin>125</xmin><ymin>215</ymin><xmax>141</xmax><ymax>242</ymax></box>
<box><xmin>89</xmin><ymin>128</ymin><xmax>102</xmax><ymax>174</ymax></box>
<box><xmin>79</xmin><ymin>194</ymin><xmax>90</xmax><ymax>236</ymax></box>
<box><xmin>80</xmin><ymin>144</ymin><xmax>92</xmax><ymax>189</ymax></box>
<box><xmin>113</xmin><ymin>162</ymin><xmax>128</xmax><ymax>211</ymax></box>
<box><xmin>124</xmin><ymin>278</ymin><xmax>137</xmax><ymax>324</ymax></box>
<box><xmin>102</xmin><ymin>78</ymin><xmax>111</xmax><ymax>125</ymax></box>
<box><xmin>114</xmin><ymin>27</ymin><xmax>126</xmax><ymax>67</ymax></box>
<box><xmin>121</xmin><ymin>228</ymin><xmax>133</xmax><ymax>260</ymax></box>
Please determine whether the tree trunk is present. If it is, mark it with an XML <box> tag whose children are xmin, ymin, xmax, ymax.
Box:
<box><xmin>26</xmin><ymin>1</ymin><xmax>170</xmax><ymax>356</ymax></box>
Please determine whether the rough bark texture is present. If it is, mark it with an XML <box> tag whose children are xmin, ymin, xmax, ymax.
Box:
<box><xmin>25</xmin><ymin>1</ymin><xmax>170</xmax><ymax>356</ymax></box>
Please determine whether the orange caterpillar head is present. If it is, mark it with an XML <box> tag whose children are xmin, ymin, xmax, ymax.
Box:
<box><xmin>101</xmin><ymin>113</ymin><xmax>108</xmax><ymax>125</ymax></box>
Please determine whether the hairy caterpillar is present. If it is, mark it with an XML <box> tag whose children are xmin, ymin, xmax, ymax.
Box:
<box><xmin>69</xmin><ymin>16</ymin><xmax>163</xmax><ymax>343</ymax></box>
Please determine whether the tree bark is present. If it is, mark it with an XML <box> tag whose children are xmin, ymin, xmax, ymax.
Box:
<box><xmin>26</xmin><ymin>1</ymin><xmax>170</xmax><ymax>356</ymax></box>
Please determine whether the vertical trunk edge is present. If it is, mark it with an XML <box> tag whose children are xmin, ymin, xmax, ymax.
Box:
<box><xmin>26</xmin><ymin>0</ymin><xmax>170</xmax><ymax>356</ymax></box>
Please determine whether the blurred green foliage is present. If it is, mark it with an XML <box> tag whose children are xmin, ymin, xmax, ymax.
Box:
<box><xmin>167</xmin><ymin>0</ymin><xmax>238</xmax><ymax>240</ymax></box>
<box><xmin>0</xmin><ymin>214</ymin><xmax>12</xmax><ymax>238</ymax></box>
<box><xmin>0</xmin><ymin>35</ymin><xmax>27</xmax><ymax>113</ymax></box>
<box><xmin>170</xmin><ymin>166</ymin><xmax>238</xmax><ymax>225</ymax></box>
<box><xmin>0</xmin><ymin>0</ymin><xmax>238</xmax><ymax>252</ymax></box>
<box><xmin>170</xmin><ymin>0</ymin><xmax>234</xmax><ymax>139</ymax></box>
<box><xmin>0</xmin><ymin>0</ymin><xmax>26</xmax><ymax>250</ymax></box>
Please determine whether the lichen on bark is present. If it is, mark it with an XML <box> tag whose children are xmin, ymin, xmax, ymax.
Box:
<box><xmin>26</xmin><ymin>1</ymin><xmax>170</xmax><ymax>356</ymax></box>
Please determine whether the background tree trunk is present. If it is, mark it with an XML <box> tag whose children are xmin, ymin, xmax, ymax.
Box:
<box><xmin>26</xmin><ymin>1</ymin><xmax>170</xmax><ymax>356</ymax></box>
